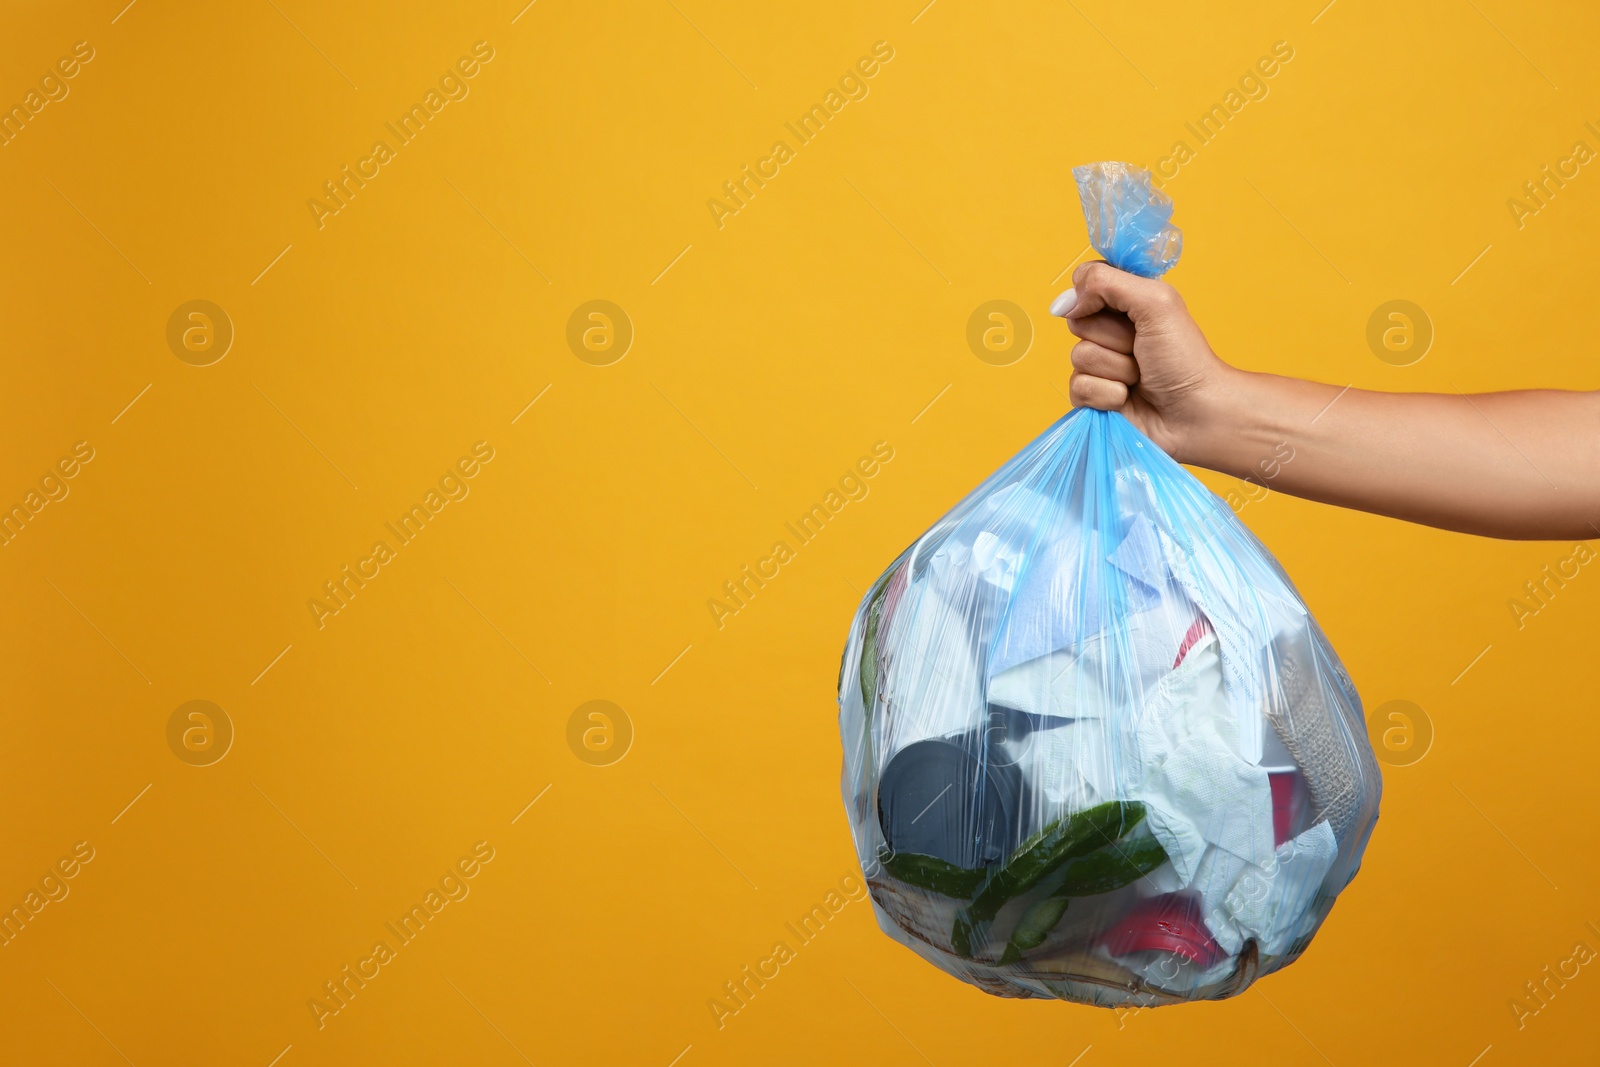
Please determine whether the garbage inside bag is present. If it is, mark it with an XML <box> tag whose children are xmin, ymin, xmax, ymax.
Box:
<box><xmin>836</xmin><ymin>163</ymin><xmax>1381</xmax><ymax>1007</ymax></box>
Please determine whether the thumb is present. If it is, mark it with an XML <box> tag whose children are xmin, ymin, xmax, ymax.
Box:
<box><xmin>1055</xmin><ymin>261</ymin><xmax>1179</xmax><ymax>328</ymax></box>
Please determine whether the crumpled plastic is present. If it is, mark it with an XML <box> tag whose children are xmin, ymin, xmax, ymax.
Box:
<box><xmin>837</xmin><ymin>163</ymin><xmax>1380</xmax><ymax>1007</ymax></box>
<box><xmin>1073</xmin><ymin>161</ymin><xmax>1182</xmax><ymax>277</ymax></box>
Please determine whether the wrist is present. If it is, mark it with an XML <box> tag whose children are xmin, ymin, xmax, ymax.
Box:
<box><xmin>1181</xmin><ymin>367</ymin><xmax>1341</xmax><ymax>486</ymax></box>
<box><xmin>1171</xmin><ymin>364</ymin><xmax>1263</xmax><ymax>471</ymax></box>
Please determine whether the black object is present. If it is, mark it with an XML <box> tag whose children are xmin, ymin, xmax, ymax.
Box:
<box><xmin>877</xmin><ymin>731</ymin><xmax>1027</xmax><ymax>870</ymax></box>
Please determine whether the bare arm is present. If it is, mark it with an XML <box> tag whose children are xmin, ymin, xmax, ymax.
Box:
<box><xmin>1188</xmin><ymin>376</ymin><xmax>1600</xmax><ymax>540</ymax></box>
<box><xmin>1053</xmin><ymin>263</ymin><xmax>1600</xmax><ymax>541</ymax></box>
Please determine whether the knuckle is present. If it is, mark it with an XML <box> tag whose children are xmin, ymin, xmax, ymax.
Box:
<box><xmin>1069</xmin><ymin>370</ymin><xmax>1126</xmax><ymax>411</ymax></box>
<box><xmin>1068</xmin><ymin>372</ymin><xmax>1090</xmax><ymax>404</ymax></box>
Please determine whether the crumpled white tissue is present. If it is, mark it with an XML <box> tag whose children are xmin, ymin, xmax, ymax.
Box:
<box><xmin>1223</xmin><ymin>819</ymin><xmax>1338</xmax><ymax>957</ymax></box>
<box><xmin>1135</xmin><ymin>630</ymin><xmax>1277</xmax><ymax>884</ymax></box>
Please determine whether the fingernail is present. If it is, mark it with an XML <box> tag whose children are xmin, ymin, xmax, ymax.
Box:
<box><xmin>1049</xmin><ymin>288</ymin><xmax>1077</xmax><ymax>317</ymax></box>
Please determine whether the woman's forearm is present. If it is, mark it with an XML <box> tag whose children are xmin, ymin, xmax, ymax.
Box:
<box><xmin>1186</xmin><ymin>370</ymin><xmax>1600</xmax><ymax>540</ymax></box>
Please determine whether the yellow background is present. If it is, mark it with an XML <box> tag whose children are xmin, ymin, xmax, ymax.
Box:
<box><xmin>3</xmin><ymin>1</ymin><xmax>1598</xmax><ymax>1064</ymax></box>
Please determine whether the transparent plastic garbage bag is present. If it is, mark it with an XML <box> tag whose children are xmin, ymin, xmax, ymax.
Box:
<box><xmin>836</xmin><ymin>163</ymin><xmax>1380</xmax><ymax>1007</ymax></box>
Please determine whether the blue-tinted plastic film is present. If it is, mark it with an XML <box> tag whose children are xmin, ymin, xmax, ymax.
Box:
<box><xmin>838</xmin><ymin>165</ymin><xmax>1379</xmax><ymax>1007</ymax></box>
<box><xmin>1073</xmin><ymin>161</ymin><xmax>1182</xmax><ymax>278</ymax></box>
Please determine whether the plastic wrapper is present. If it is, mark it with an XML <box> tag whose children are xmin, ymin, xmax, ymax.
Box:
<box><xmin>836</xmin><ymin>163</ymin><xmax>1381</xmax><ymax>1007</ymax></box>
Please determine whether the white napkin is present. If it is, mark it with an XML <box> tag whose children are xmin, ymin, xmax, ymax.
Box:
<box><xmin>1222</xmin><ymin>819</ymin><xmax>1338</xmax><ymax>956</ymax></box>
<box><xmin>986</xmin><ymin>583</ymin><xmax>1199</xmax><ymax>811</ymax></box>
<box><xmin>987</xmin><ymin>587</ymin><xmax>1199</xmax><ymax>721</ymax></box>
<box><xmin>1134</xmin><ymin>631</ymin><xmax>1277</xmax><ymax>885</ymax></box>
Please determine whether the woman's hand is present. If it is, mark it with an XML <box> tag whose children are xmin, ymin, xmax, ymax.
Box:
<box><xmin>1052</xmin><ymin>261</ymin><xmax>1235</xmax><ymax>464</ymax></box>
